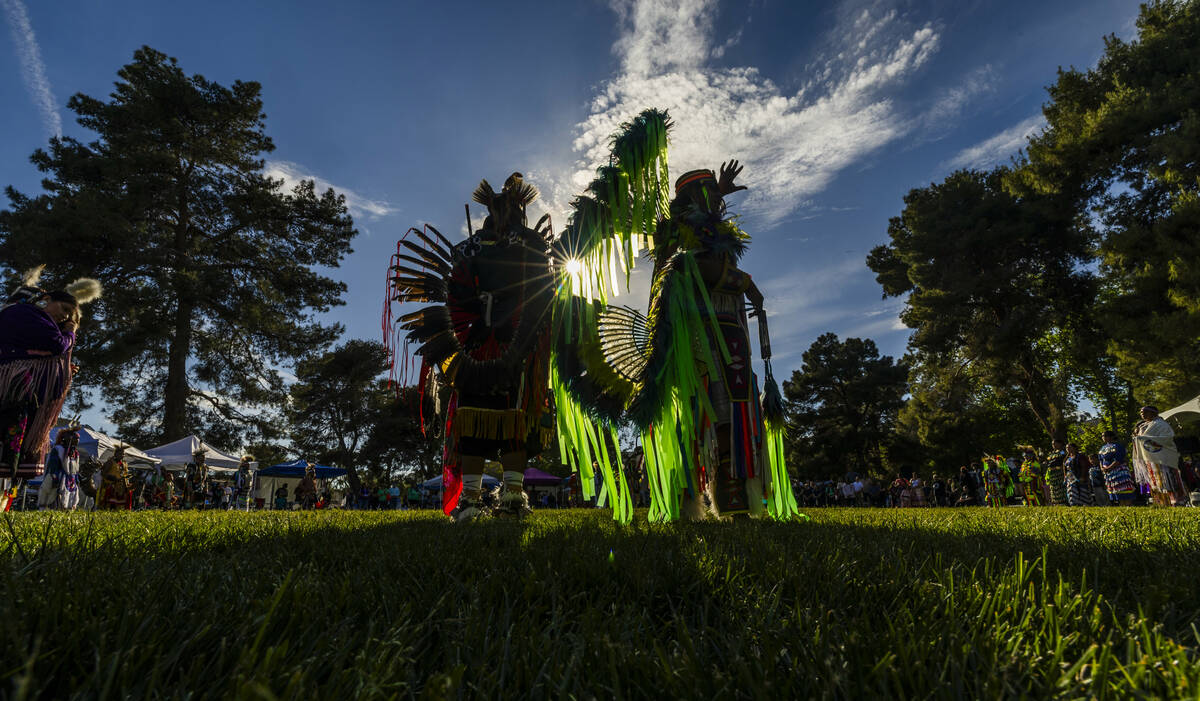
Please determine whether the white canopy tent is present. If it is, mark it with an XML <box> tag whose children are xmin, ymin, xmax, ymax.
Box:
<box><xmin>421</xmin><ymin>474</ymin><xmax>501</xmax><ymax>490</ymax></box>
<box><xmin>48</xmin><ymin>426</ymin><xmax>161</xmax><ymax>465</ymax></box>
<box><xmin>1161</xmin><ymin>395</ymin><xmax>1200</xmax><ymax>429</ymax></box>
<box><xmin>144</xmin><ymin>435</ymin><xmax>246</xmax><ymax>472</ymax></box>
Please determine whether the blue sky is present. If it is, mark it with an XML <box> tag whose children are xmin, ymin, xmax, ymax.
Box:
<box><xmin>2</xmin><ymin>0</ymin><xmax>1140</xmax><ymax>419</ymax></box>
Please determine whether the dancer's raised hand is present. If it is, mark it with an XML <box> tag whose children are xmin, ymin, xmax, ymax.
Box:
<box><xmin>718</xmin><ymin>160</ymin><xmax>748</xmax><ymax>195</ymax></box>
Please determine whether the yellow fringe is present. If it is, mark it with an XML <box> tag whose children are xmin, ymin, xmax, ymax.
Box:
<box><xmin>452</xmin><ymin>407</ymin><xmax>524</xmax><ymax>441</ymax></box>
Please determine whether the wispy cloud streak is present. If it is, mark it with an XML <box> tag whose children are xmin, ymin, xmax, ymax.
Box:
<box><xmin>1</xmin><ymin>0</ymin><xmax>61</xmax><ymax>137</ymax></box>
<box><xmin>264</xmin><ymin>160</ymin><xmax>398</xmax><ymax>220</ymax></box>
<box><xmin>942</xmin><ymin>113</ymin><xmax>1045</xmax><ymax>171</ymax></box>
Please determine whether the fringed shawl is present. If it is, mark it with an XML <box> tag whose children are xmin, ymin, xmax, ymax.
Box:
<box><xmin>0</xmin><ymin>353</ymin><xmax>72</xmax><ymax>474</ymax></box>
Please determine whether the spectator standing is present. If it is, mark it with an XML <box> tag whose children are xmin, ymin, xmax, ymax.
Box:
<box><xmin>968</xmin><ymin>463</ymin><xmax>986</xmax><ymax>505</ymax></box>
<box><xmin>890</xmin><ymin>475</ymin><xmax>909</xmax><ymax>507</ymax></box>
<box><xmin>1045</xmin><ymin>440</ymin><xmax>1068</xmax><ymax>506</ymax></box>
<box><xmin>909</xmin><ymin>475</ymin><xmax>926</xmax><ymax>507</ymax></box>
<box><xmin>930</xmin><ymin>474</ymin><xmax>946</xmax><ymax>507</ymax></box>
<box><xmin>866</xmin><ymin>479</ymin><xmax>883</xmax><ymax>507</ymax></box>
<box><xmin>1064</xmin><ymin>443</ymin><xmax>1095</xmax><ymax>506</ymax></box>
<box><xmin>1097</xmin><ymin>431</ymin><xmax>1136</xmax><ymax>505</ymax></box>
<box><xmin>957</xmin><ymin>466</ymin><xmax>978</xmax><ymax>506</ymax></box>
<box><xmin>1132</xmin><ymin>406</ymin><xmax>1185</xmax><ymax>506</ymax></box>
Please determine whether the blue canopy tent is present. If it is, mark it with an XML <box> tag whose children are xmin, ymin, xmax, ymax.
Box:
<box><xmin>253</xmin><ymin>460</ymin><xmax>348</xmax><ymax>509</ymax></box>
<box><xmin>259</xmin><ymin>460</ymin><xmax>347</xmax><ymax>479</ymax></box>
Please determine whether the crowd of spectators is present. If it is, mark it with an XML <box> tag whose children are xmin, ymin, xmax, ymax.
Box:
<box><xmin>793</xmin><ymin>441</ymin><xmax>1199</xmax><ymax>509</ymax></box>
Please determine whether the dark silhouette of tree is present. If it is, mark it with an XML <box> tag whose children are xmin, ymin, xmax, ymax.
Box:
<box><xmin>1017</xmin><ymin>0</ymin><xmax>1200</xmax><ymax>405</ymax></box>
<box><xmin>0</xmin><ymin>47</ymin><xmax>356</xmax><ymax>445</ymax></box>
<box><xmin>783</xmin><ymin>333</ymin><xmax>907</xmax><ymax>479</ymax></box>
<box><xmin>867</xmin><ymin>169</ymin><xmax>1089</xmax><ymax>442</ymax></box>
<box><xmin>288</xmin><ymin>340</ymin><xmax>441</xmax><ymax>492</ymax></box>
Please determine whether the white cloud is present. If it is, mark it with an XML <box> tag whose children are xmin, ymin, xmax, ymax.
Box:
<box><xmin>761</xmin><ymin>258</ymin><xmax>868</xmax><ymax>322</ymax></box>
<box><xmin>942</xmin><ymin>113</ymin><xmax>1045</xmax><ymax>171</ymax></box>
<box><xmin>844</xmin><ymin>302</ymin><xmax>908</xmax><ymax>339</ymax></box>
<box><xmin>922</xmin><ymin>64</ymin><xmax>996</xmax><ymax>128</ymax></box>
<box><xmin>549</xmin><ymin>0</ymin><xmax>941</xmax><ymax>228</ymax></box>
<box><xmin>1</xmin><ymin>0</ymin><xmax>61</xmax><ymax>137</ymax></box>
<box><xmin>264</xmin><ymin>160</ymin><xmax>398</xmax><ymax>220</ymax></box>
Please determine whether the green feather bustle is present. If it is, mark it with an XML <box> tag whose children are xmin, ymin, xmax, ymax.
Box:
<box><xmin>550</xmin><ymin>107</ymin><xmax>800</xmax><ymax>523</ymax></box>
<box><xmin>549</xmin><ymin>109</ymin><xmax>672</xmax><ymax>523</ymax></box>
<box><xmin>550</xmin><ymin>342</ymin><xmax>633</xmax><ymax>523</ymax></box>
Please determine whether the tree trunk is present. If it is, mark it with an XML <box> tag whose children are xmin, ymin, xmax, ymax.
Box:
<box><xmin>1016</xmin><ymin>360</ymin><xmax>1069</xmax><ymax>444</ymax></box>
<box><xmin>344</xmin><ymin>464</ymin><xmax>363</xmax><ymax>495</ymax></box>
<box><xmin>163</xmin><ymin>182</ymin><xmax>193</xmax><ymax>443</ymax></box>
<box><xmin>162</xmin><ymin>297</ymin><xmax>194</xmax><ymax>442</ymax></box>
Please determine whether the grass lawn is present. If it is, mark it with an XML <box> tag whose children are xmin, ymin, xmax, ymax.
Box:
<box><xmin>2</xmin><ymin>507</ymin><xmax>1198</xmax><ymax>699</ymax></box>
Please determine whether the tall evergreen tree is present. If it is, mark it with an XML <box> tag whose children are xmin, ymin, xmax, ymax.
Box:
<box><xmin>783</xmin><ymin>333</ymin><xmax>908</xmax><ymax>479</ymax></box>
<box><xmin>1017</xmin><ymin>0</ymin><xmax>1200</xmax><ymax>405</ymax></box>
<box><xmin>867</xmin><ymin>168</ymin><xmax>1089</xmax><ymax>442</ymax></box>
<box><xmin>0</xmin><ymin>47</ymin><xmax>356</xmax><ymax>445</ymax></box>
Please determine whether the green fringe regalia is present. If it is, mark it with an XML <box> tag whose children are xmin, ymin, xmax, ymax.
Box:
<box><xmin>550</xmin><ymin>109</ymin><xmax>800</xmax><ymax>523</ymax></box>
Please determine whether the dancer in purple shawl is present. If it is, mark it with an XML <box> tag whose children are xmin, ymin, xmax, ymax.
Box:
<box><xmin>0</xmin><ymin>267</ymin><xmax>100</xmax><ymax>510</ymax></box>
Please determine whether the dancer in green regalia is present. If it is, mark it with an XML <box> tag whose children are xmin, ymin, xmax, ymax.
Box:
<box><xmin>1019</xmin><ymin>449</ymin><xmax>1044</xmax><ymax>506</ymax></box>
<box><xmin>550</xmin><ymin>109</ymin><xmax>799</xmax><ymax>523</ymax></box>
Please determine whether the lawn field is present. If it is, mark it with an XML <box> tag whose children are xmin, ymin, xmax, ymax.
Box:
<box><xmin>2</xmin><ymin>507</ymin><xmax>1198</xmax><ymax>699</ymax></box>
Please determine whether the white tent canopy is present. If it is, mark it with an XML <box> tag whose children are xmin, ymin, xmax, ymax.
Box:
<box><xmin>144</xmin><ymin>435</ymin><xmax>244</xmax><ymax>472</ymax></box>
<box><xmin>421</xmin><ymin>474</ymin><xmax>501</xmax><ymax>490</ymax></box>
<box><xmin>48</xmin><ymin>426</ymin><xmax>161</xmax><ymax>465</ymax></box>
<box><xmin>1161</xmin><ymin>395</ymin><xmax>1200</xmax><ymax>428</ymax></box>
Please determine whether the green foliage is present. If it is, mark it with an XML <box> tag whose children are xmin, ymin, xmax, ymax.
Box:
<box><xmin>287</xmin><ymin>340</ymin><xmax>439</xmax><ymax>491</ymax></box>
<box><xmin>2</xmin><ymin>508</ymin><xmax>1198</xmax><ymax>698</ymax></box>
<box><xmin>243</xmin><ymin>442</ymin><xmax>292</xmax><ymax>469</ymax></box>
<box><xmin>1067</xmin><ymin>415</ymin><xmax>1109</xmax><ymax>456</ymax></box>
<box><xmin>895</xmin><ymin>350</ymin><xmax>1045</xmax><ymax>474</ymax></box>
<box><xmin>1018</xmin><ymin>0</ymin><xmax>1200</xmax><ymax>406</ymax></box>
<box><xmin>867</xmin><ymin>168</ymin><xmax>1088</xmax><ymax>441</ymax></box>
<box><xmin>783</xmin><ymin>333</ymin><xmax>907</xmax><ymax>479</ymax></box>
<box><xmin>0</xmin><ymin>47</ymin><xmax>356</xmax><ymax>446</ymax></box>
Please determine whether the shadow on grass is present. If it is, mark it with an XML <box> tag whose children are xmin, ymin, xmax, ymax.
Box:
<box><xmin>1</xmin><ymin>508</ymin><xmax>1197</xmax><ymax>699</ymax></box>
<box><xmin>797</xmin><ymin>507</ymin><xmax>1200</xmax><ymax>626</ymax></box>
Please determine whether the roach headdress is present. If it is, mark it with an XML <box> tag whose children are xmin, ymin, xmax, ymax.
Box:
<box><xmin>472</xmin><ymin>172</ymin><xmax>539</xmax><ymax>232</ymax></box>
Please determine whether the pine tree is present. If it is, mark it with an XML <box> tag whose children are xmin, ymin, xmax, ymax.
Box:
<box><xmin>1018</xmin><ymin>0</ymin><xmax>1200</xmax><ymax>404</ymax></box>
<box><xmin>867</xmin><ymin>168</ymin><xmax>1088</xmax><ymax>442</ymax></box>
<box><xmin>0</xmin><ymin>47</ymin><xmax>357</xmax><ymax>445</ymax></box>
<box><xmin>783</xmin><ymin>333</ymin><xmax>908</xmax><ymax>479</ymax></box>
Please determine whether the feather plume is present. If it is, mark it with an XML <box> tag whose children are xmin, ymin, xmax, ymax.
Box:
<box><xmin>65</xmin><ymin>277</ymin><xmax>102</xmax><ymax>305</ymax></box>
<box><xmin>21</xmin><ymin>264</ymin><xmax>46</xmax><ymax>288</ymax></box>
<box><xmin>472</xmin><ymin>179</ymin><xmax>497</xmax><ymax>207</ymax></box>
<box><xmin>423</xmin><ymin>224</ymin><xmax>456</xmax><ymax>255</ymax></box>
<box><xmin>502</xmin><ymin>172</ymin><xmax>539</xmax><ymax>206</ymax></box>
